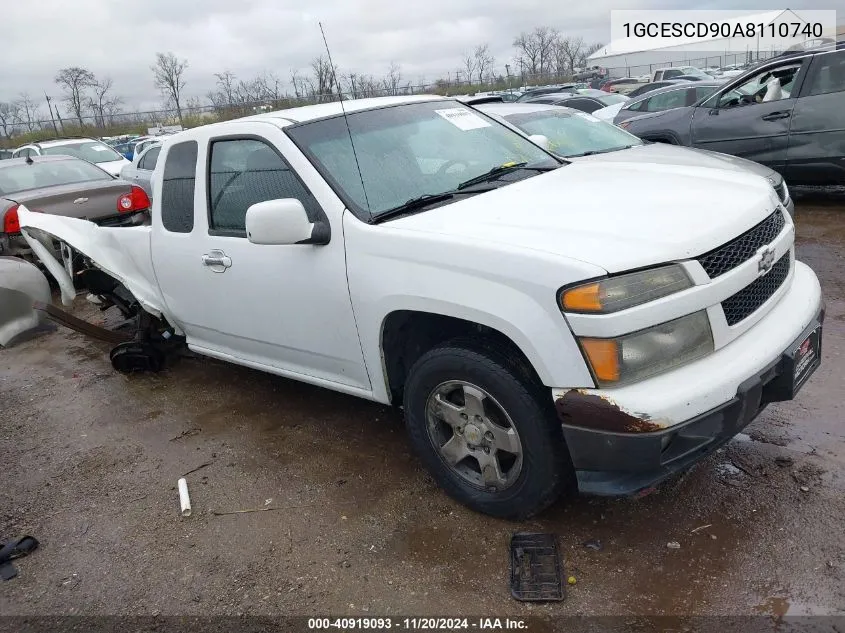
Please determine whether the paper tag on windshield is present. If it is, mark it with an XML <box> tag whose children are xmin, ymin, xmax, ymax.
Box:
<box><xmin>435</xmin><ymin>108</ymin><xmax>490</xmax><ymax>131</ymax></box>
<box><xmin>90</xmin><ymin>145</ymin><xmax>110</xmax><ymax>151</ymax></box>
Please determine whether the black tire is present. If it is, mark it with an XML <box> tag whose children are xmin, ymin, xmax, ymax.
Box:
<box><xmin>403</xmin><ymin>342</ymin><xmax>574</xmax><ymax>519</ymax></box>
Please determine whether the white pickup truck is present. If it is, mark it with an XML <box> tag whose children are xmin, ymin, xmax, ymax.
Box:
<box><xmin>15</xmin><ymin>95</ymin><xmax>823</xmax><ymax>519</ymax></box>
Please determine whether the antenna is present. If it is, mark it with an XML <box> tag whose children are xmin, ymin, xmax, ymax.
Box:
<box><xmin>319</xmin><ymin>22</ymin><xmax>371</xmax><ymax>216</ymax></box>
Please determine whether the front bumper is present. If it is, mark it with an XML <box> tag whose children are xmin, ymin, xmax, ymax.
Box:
<box><xmin>554</xmin><ymin>261</ymin><xmax>824</xmax><ymax>496</ymax></box>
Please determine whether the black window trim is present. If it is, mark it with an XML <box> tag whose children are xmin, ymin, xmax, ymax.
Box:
<box><xmin>204</xmin><ymin>133</ymin><xmax>328</xmax><ymax>239</ymax></box>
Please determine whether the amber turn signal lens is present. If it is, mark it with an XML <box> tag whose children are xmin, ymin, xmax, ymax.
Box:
<box><xmin>579</xmin><ymin>338</ymin><xmax>620</xmax><ymax>382</ymax></box>
<box><xmin>561</xmin><ymin>283</ymin><xmax>602</xmax><ymax>312</ymax></box>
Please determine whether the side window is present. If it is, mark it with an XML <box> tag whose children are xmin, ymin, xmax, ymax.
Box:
<box><xmin>626</xmin><ymin>98</ymin><xmax>647</xmax><ymax>112</ymax></box>
<box><xmin>803</xmin><ymin>51</ymin><xmax>845</xmax><ymax>97</ymax></box>
<box><xmin>663</xmin><ymin>70</ymin><xmax>681</xmax><ymax>79</ymax></box>
<box><xmin>139</xmin><ymin>146</ymin><xmax>161</xmax><ymax>171</ymax></box>
<box><xmin>694</xmin><ymin>86</ymin><xmax>717</xmax><ymax>101</ymax></box>
<box><xmin>716</xmin><ymin>62</ymin><xmax>802</xmax><ymax>107</ymax></box>
<box><xmin>208</xmin><ymin>138</ymin><xmax>321</xmax><ymax>234</ymax></box>
<box><xmin>161</xmin><ymin>141</ymin><xmax>197</xmax><ymax>233</ymax></box>
<box><xmin>644</xmin><ymin>90</ymin><xmax>687</xmax><ymax>112</ymax></box>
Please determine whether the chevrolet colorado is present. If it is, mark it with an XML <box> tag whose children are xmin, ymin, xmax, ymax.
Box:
<box><xmin>15</xmin><ymin>95</ymin><xmax>823</xmax><ymax>518</ymax></box>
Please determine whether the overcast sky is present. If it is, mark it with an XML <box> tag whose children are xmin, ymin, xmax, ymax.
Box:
<box><xmin>2</xmin><ymin>0</ymin><xmax>835</xmax><ymax>115</ymax></box>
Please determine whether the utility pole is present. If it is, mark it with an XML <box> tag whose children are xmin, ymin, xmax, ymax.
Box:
<box><xmin>44</xmin><ymin>93</ymin><xmax>59</xmax><ymax>135</ymax></box>
<box><xmin>505</xmin><ymin>64</ymin><xmax>512</xmax><ymax>92</ymax></box>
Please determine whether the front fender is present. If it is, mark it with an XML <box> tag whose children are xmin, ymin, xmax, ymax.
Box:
<box><xmin>345</xmin><ymin>222</ymin><xmax>603</xmax><ymax>403</ymax></box>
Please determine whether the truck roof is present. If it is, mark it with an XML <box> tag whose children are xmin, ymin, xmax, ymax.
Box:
<box><xmin>244</xmin><ymin>95</ymin><xmax>446</xmax><ymax>125</ymax></box>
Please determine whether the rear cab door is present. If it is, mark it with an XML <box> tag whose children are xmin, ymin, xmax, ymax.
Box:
<box><xmin>149</xmin><ymin>121</ymin><xmax>371</xmax><ymax>391</ymax></box>
<box><xmin>785</xmin><ymin>49</ymin><xmax>845</xmax><ymax>185</ymax></box>
<box><xmin>689</xmin><ymin>56</ymin><xmax>812</xmax><ymax>170</ymax></box>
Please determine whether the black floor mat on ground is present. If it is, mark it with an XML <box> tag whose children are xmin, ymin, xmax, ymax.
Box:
<box><xmin>509</xmin><ymin>532</ymin><xmax>564</xmax><ymax>601</ymax></box>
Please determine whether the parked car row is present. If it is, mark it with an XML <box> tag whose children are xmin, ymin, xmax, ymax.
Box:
<box><xmin>10</xmin><ymin>138</ymin><xmax>130</xmax><ymax>177</ymax></box>
<box><xmin>0</xmin><ymin>155</ymin><xmax>150</xmax><ymax>258</ymax></box>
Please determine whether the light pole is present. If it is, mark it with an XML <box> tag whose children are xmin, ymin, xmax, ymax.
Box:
<box><xmin>44</xmin><ymin>93</ymin><xmax>59</xmax><ymax>135</ymax></box>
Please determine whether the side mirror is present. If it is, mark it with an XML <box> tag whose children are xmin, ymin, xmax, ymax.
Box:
<box><xmin>245</xmin><ymin>198</ymin><xmax>330</xmax><ymax>246</ymax></box>
<box><xmin>528</xmin><ymin>134</ymin><xmax>551</xmax><ymax>150</ymax></box>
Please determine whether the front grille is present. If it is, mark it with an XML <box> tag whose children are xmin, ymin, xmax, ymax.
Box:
<box><xmin>721</xmin><ymin>253</ymin><xmax>790</xmax><ymax>326</ymax></box>
<box><xmin>697</xmin><ymin>210</ymin><xmax>786</xmax><ymax>279</ymax></box>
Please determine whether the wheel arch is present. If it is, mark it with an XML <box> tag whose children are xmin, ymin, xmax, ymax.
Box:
<box><xmin>379</xmin><ymin>308</ymin><xmax>552</xmax><ymax>405</ymax></box>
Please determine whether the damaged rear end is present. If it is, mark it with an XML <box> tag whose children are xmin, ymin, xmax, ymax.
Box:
<box><xmin>3</xmin><ymin>206</ymin><xmax>183</xmax><ymax>371</ymax></box>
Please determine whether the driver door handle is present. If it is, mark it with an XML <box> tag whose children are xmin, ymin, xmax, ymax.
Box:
<box><xmin>762</xmin><ymin>111</ymin><xmax>791</xmax><ymax>121</ymax></box>
<box><xmin>201</xmin><ymin>249</ymin><xmax>232</xmax><ymax>272</ymax></box>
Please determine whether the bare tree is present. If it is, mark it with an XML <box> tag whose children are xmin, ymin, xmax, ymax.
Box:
<box><xmin>309</xmin><ymin>56</ymin><xmax>338</xmax><ymax>102</ymax></box>
<box><xmin>88</xmin><ymin>77</ymin><xmax>121</xmax><ymax>127</ymax></box>
<box><xmin>384</xmin><ymin>62</ymin><xmax>402</xmax><ymax>95</ymax></box>
<box><xmin>17</xmin><ymin>93</ymin><xmax>40</xmax><ymax>132</ymax></box>
<box><xmin>462</xmin><ymin>51</ymin><xmax>476</xmax><ymax>87</ymax></box>
<box><xmin>152</xmin><ymin>52</ymin><xmax>188</xmax><ymax>125</ymax></box>
<box><xmin>0</xmin><ymin>102</ymin><xmax>20</xmax><ymax>138</ymax></box>
<box><xmin>474</xmin><ymin>44</ymin><xmax>495</xmax><ymax>84</ymax></box>
<box><xmin>215</xmin><ymin>71</ymin><xmax>238</xmax><ymax>105</ymax></box>
<box><xmin>55</xmin><ymin>67</ymin><xmax>96</xmax><ymax>127</ymax></box>
<box><xmin>513</xmin><ymin>27</ymin><xmax>558</xmax><ymax>79</ymax></box>
<box><xmin>558</xmin><ymin>36</ymin><xmax>585</xmax><ymax>74</ymax></box>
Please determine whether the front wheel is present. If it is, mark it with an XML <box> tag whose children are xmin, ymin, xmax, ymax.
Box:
<box><xmin>403</xmin><ymin>343</ymin><xmax>574</xmax><ymax>519</ymax></box>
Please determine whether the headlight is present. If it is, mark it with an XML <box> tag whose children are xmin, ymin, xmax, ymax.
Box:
<box><xmin>560</xmin><ymin>265</ymin><xmax>692</xmax><ymax>314</ymax></box>
<box><xmin>578</xmin><ymin>311</ymin><xmax>714</xmax><ymax>387</ymax></box>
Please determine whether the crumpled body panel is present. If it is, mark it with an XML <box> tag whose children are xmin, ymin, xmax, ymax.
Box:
<box><xmin>17</xmin><ymin>206</ymin><xmax>167</xmax><ymax>319</ymax></box>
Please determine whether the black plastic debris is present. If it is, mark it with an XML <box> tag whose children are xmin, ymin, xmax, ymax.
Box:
<box><xmin>583</xmin><ymin>538</ymin><xmax>603</xmax><ymax>551</ymax></box>
<box><xmin>509</xmin><ymin>532</ymin><xmax>564</xmax><ymax>601</ymax></box>
<box><xmin>0</xmin><ymin>535</ymin><xmax>39</xmax><ymax>581</ymax></box>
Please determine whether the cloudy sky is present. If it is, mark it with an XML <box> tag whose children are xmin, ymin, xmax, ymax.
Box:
<box><xmin>2</xmin><ymin>0</ymin><xmax>834</xmax><ymax>116</ymax></box>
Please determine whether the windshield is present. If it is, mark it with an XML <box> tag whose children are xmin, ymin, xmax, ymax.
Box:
<box><xmin>597</xmin><ymin>94</ymin><xmax>629</xmax><ymax>106</ymax></box>
<box><xmin>0</xmin><ymin>158</ymin><xmax>111</xmax><ymax>194</ymax></box>
<box><xmin>286</xmin><ymin>100</ymin><xmax>559</xmax><ymax>219</ymax></box>
<box><xmin>41</xmin><ymin>141</ymin><xmax>124</xmax><ymax>164</ymax></box>
<box><xmin>502</xmin><ymin>109</ymin><xmax>642</xmax><ymax>157</ymax></box>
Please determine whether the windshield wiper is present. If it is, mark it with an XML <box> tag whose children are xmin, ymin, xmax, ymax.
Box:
<box><xmin>372</xmin><ymin>192</ymin><xmax>456</xmax><ymax>223</ymax></box>
<box><xmin>456</xmin><ymin>162</ymin><xmax>558</xmax><ymax>190</ymax></box>
<box><xmin>566</xmin><ymin>145</ymin><xmax>635</xmax><ymax>158</ymax></box>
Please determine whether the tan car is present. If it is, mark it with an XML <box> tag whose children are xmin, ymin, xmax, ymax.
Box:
<box><xmin>0</xmin><ymin>155</ymin><xmax>150</xmax><ymax>259</ymax></box>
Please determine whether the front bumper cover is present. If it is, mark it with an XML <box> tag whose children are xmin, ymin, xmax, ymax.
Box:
<box><xmin>557</xmin><ymin>306</ymin><xmax>824</xmax><ymax>496</ymax></box>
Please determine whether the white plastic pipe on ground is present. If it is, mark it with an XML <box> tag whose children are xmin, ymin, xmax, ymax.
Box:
<box><xmin>177</xmin><ymin>477</ymin><xmax>191</xmax><ymax>517</ymax></box>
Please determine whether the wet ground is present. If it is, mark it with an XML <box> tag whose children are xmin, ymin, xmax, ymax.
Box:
<box><xmin>1</xmin><ymin>195</ymin><xmax>844</xmax><ymax>619</ymax></box>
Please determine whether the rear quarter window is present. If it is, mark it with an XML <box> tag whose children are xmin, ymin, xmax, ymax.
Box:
<box><xmin>161</xmin><ymin>141</ymin><xmax>197</xmax><ymax>233</ymax></box>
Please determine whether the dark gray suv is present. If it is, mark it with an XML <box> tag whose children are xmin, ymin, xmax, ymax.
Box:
<box><xmin>621</xmin><ymin>45</ymin><xmax>845</xmax><ymax>185</ymax></box>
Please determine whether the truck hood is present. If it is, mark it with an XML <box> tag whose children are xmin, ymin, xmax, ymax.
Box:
<box><xmin>388</xmin><ymin>160</ymin><xmax>781</xmax><ymax>273</ymax></box>
<box><xmin>573</xmin><ymin>143</ymin><xmax>777</xmax><ymax>180</ymax></box>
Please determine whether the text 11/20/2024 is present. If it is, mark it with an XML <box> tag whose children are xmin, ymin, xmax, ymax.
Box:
<box><xmin>308</xmin><ymin>617</ymin><xmax>529</xmax><ymax>630</ymax></box>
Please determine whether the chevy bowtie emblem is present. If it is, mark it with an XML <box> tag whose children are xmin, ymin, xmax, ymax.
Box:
<box><xmin>73</xmin><ymin>197</ymin><xmax>89</xmax><ymax>204</ymax></box>
<box><xmin>758</xmin><ymin>247</ymin><xmax>776</xmax><ymax>274</ymax></box>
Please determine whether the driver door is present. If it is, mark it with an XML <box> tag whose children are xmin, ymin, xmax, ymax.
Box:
<box><xmin>689</xmin><ymin>58</ymin><xmax>810</xmax><ymax>170</ymax></box>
